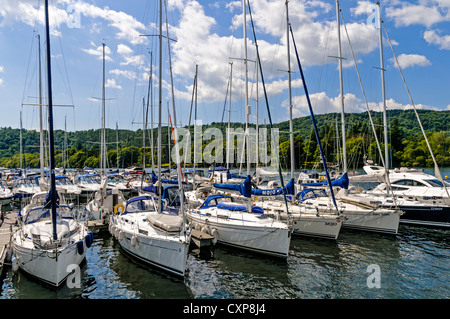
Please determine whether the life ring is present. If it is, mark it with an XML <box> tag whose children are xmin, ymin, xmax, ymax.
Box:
<box><xmin>114</xmin><ymin>204</ymin><xmax>125</xmax><ymax>214</ymax></box>
<box><xmin>210</xmin><ymin>228</ymin><xmax>218</xmax><ymax>245</ymax></box>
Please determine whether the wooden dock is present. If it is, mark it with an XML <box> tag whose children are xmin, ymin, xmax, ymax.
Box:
<box><xmin>0</xmin><ymin>210</ymin><xmax>18</xmax><ymax>272</ymax></box>
<box><xmin>87</xmin><ymin>219</ymin><xmax>109</xmax><ymax>233</ymax></box>
<box><xmin>190</xmin><ymin>229</ymin><xmax>214</xmax><ymax>249</ymax></box>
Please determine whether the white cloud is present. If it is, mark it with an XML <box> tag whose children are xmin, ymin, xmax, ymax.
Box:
<box><xmin>117</xmin><ymin>44</ymin><xmax>133</xmax><ymax>56</ymax></box>
<box><xmin>81</xmin><ymin>42</ymin><xmax>113</xmax><ymax>61</ymax></box>
<box><xmin>424</xmin><ymin>29</ymin><xmax>450</xmax><ymax>49</ymax></box>
<box><xmin>390</xmin><ymin>53</ymin><xmax>431</xmax><ymax>68</ymax></box>
<box><xmin>109</xmin><ymin>69</ymin><xmax>136</xmax><ymax>80</ymax></box>
<box><xmin>386</xmin><ymin>4</ymin><xmax>446</xmax><ymax>27</ymax></box>
<box><xmin>105</xmin><ymin>78</ymin><xmax>122</xmax><ymax>89</ymax></box>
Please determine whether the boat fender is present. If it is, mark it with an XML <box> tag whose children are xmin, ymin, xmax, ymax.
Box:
<box><xmin>115</xmin><ymin>228</ymin><xmax>120</xmax><ymax>239</ymax></box>
<box><xmin>211</xmin><ymin>228</ymin><xmax>218</xmax><ymax>245</ymax></box>
<box><xmin>201</xmin><ymin>225</ymin><xmax>210</xmax><ymax>235</ymax></box>
<box><xmin>114</xmin><ymin>204</ymin><xmax>125</xmax><ymax>214</ymax></box>
<box><xmin>76</xmin><ymin>240</ymin><xmax>84</xmax><ymax>255</ymax></box>
<box><xmin>131</xmin><ymin>235</ymin><xmax>138</xmax><ymax>247</ymax></box>
<box><xmin>195</xmin><ymin>223</ymin><xmax>201</xmax><ymax>231</ymax></box>
<box><xmin>118</xmin><ymin>231</ymin><xmax>125</xmax><ymax>241</ymax></box>
<box><xmin>109</xmin><ymin>223</ymin><xmax>113</xmax><ymax>234</ymax></box>
<box><xmin>11</xmin><ymin>256</ymin><xmax>19</xmax><ymax>272</ymax></box>
<box><xmin>85</xmin><ymin>232</ymin><xmax>94</xmax><ymax>248</ymax></box>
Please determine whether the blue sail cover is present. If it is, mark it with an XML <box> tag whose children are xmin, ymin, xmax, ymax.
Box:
<box><xmin>216</xmin><ymin>202</ymin><xmax>264</xmax><ymax>214</ymax></box>
<box><xmin>251</xmin><ymin>178</ymin><xmax>295</xmax><ymax>196</ymax></box>
<box><xmin>301</xmin><ymin>173</ymin><xmax>349</xmax><ymax>189</ymax></box>
<box><xmin>151</xmin><ymin>171</ymin><xmax>186</xmax><ymax>185</ymax></box>
<box><xmin>213</xmin><ymin>175</ymin><xmax>252</xmax><ymax>198</ymax></box>
<box><xmin>226</xmin><ymin>170</ymin><xmax>247</xmax><ymax>180</ymax></box>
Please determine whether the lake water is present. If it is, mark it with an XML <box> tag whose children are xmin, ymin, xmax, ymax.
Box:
<box><xmin>1</xmin><ymin>224</ymin><xmax>448</xmax><ymax>300</ymax></box>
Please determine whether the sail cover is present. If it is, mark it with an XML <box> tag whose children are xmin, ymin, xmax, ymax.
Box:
<box><xmin>213</xmin><ymin>175</ymin><xmax>252</xmax><ymax>198</ymax></box>
<box><xmin>251</xmin><ymin>178</ymin><xmax>295</xmax><ymax>196</ymax></box>
<box><xmin>301</xmin><ymin>173</ymin><xmax>349</xmax><ymax>189</ymax></box>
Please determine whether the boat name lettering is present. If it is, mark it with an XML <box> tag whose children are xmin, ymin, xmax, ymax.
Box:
<box><xmin>325</xmin><ymin>222</ymin><xmax>337</xmax><ymax>226</ymax></box>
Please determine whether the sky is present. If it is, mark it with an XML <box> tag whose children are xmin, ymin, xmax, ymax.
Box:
<box><xmin>0</xmin><ymin>0</ymin><xmax>449</xmax><ymax>134</ymax></box>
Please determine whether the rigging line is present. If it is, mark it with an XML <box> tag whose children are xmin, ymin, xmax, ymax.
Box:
<box><xmin>382</xmin><ymin>21</ymin><xmax>450</xmax><ymax>201</ymax></box>
<box><xmin>339</xmin><ymin>9</ymin><xmax>398</xmax><ymax>207</ymax></box>
<box><xmin>247</xmin><ymin>0</ymin><xmax>290</xmax><ymax>217</ymax></box>
<box><xmin>289</xmin><ymin>23</ymin><xmax>338</xmax><ymax>213</ymax></box>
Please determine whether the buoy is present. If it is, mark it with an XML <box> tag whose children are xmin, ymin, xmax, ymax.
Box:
<box><xmin>131</xmin><ymin>235</ymin><xmax>138</xmax><ymax>247</ymax></box>
<box><xmin>211</xmin><ymin>228</ymin><xmax>218</xmax><ymax>245</ymax></box>
<box><xmin>12</xmin><ymin>256</ymin><xmax>19</xmax><ymax>272</ymax></box>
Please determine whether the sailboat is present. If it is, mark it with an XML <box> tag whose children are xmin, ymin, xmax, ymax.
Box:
<box><xmin>251</xmin><ymin>1</ymin><xmax>344</xmax><ymax>240</ymax></box>
<box><xmin>12</xmin><ymin>0</ymin><xmax>92</xmax><ymax>287</ymax></box>
<box><xmin>109</xmin><ymin>0</ymin><xmax>191</xmax><ymax>277</ymax></box>
<box><xmin>289</xmin><ymin>7</ymin><xmax>402</xmax><ymax>235</ymax></box>
<box><xmin>340</xmin><ymin>2</ymin><xmax>449</xmax><ymax>228</ymax></box>
<box><xmin>186</xmin><ymin>0</ymin><xmax>291</xmax><ymax>256</ymax></box>
<box><xmin>187</xmin><ymin>176</ymin><xmax>291</xmax><ymax>257</ymax></box>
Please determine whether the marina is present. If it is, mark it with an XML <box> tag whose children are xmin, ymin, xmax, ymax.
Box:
<box><xmin>0</xmin><ymin>0</ymin><xmax>449</xmax><ymax>304</ymax></box>
<box><xmin>0</xmin><ymin>219</ymin><xmax>448</xmax><ymax>299</ymax></box>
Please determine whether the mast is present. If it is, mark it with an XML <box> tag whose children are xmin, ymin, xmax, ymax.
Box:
<box><xmin>286</xmin><ymin>0</ymin><xmax>294</xmax><ymax>180</ymax></box>
<box><xmin>157</xmin><ymin>0</ymin><xmax>162</xmax><ymax>213</ymax></box>
<box><xmin>38</xmin><ymin>34</ymin><xmax>45</xmax><ymax>179</ymax></box>
<box><xmin>44</xmin><ymin>0</ymin><xmax>58</xmax><ymax>241</ymax></box>
<box><xmin>376</xmin><ymin>0</ymin><xmax>389</xmax><ymax>195</ymax></box>
<box><xmin>227</xmin><ymin>62</ymin><xmax>233</xmax><ymax>170</ymax></box>
<box><xmin>142</xmin><ymin>97</ymin><xmax>146</xmax><ymax>188</ymax></box>
<box><xmin>101</xmin><ymin>42</ymin><xmax>107</xmax><ymax>176</ymax></box>
<box><xmin>336</xmin><ymin>0</ymin><xmax>347</xmax><ymax>175</ymax></box>
<box><xmin>243</xmin><ymin>0</ymin><xmax>250</xmax><ymax>176</ymax></box>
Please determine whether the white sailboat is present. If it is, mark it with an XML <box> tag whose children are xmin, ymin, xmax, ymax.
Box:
<box><xmin>187</xmin><ymin>177</ymin><xmax>291</xmax><ymax>257</ymax></box>
<box><xmin>251</xmin><ymin>1</ymin><xmax>343</xmax><ymax>240</ymax></box>
<box><xmin>110</xmin><ymin>0</ymin><xmax>190</xmax><ymax>277</ymax></box>
<box><xmin>289</xmin><ymin>9</ymin><xmax>402</xmax><ymax>235</ymax></box>
<box><xmin>12</xmin><ymin>0</ymin><xmax>91</xmax><ymax>287</ymax></box>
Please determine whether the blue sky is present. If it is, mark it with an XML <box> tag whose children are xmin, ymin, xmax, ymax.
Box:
<box><xmin>0</xmin><ymin>0</ymin><xmax>449</xmax><ymax>133</ymax></box>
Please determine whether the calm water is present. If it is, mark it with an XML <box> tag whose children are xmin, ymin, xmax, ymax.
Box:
<box><xmin>1</xmin><ymin>225</ymin><xmax>448</xmax><ymax>299</ymax></box>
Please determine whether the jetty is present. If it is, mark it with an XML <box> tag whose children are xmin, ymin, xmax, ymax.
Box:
<box><xmin>0</xmin><ymin>210</ymin><xmax>18</xmax><ymax>273</ymax></box>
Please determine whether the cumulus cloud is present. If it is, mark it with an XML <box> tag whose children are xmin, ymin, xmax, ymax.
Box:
<box><xmin>424</xmin><ymin>29</ymin><xmax>450</xmax><ymax>49</ymax></box>
<box><xmin>105</xmin><ymin>78</ymin><xmax>122</xmax><ymax>89</ymax></box>
<box><xmin>390</xmin><ymin>53</ymin><xmax>431</xmax><ymax>68</ymax></box>
<box><xmin>81</xmin><ymin>42</ymin><xmax>113</xmax><ymax>61</ymax></box>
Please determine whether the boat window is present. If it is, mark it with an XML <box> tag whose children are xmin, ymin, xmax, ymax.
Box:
<box><xmin>125</xmin><ymin>198</ymin><xmax>157</xmax><ymax>213</ymax></box>
<box><xmin>23</xmin><ymin>206</ymin><xmax>74</xmax><ymax>224</ymax></box>
<box><xmin>425</xmin><ymin>179</ymin><xmax>449</xmax><ymax>187</ymax></box>
<box><xmin>394</xmin><ymin>179</ymin><xmax>426</xmax><ymax>187</ymax></box>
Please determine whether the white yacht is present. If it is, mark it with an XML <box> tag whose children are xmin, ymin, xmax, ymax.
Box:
<box><xmin>109</xmin><ymin>194</ymin><xmax>191</xmax><ymax>277</ymax></box>
<box><xmin>12</xmin><ymin>203</ymin><xmax>91</xmax><ymax>287</ymax></box>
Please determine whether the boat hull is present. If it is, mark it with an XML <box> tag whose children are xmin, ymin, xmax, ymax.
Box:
<box><xmin>397</xmin><ymin>205</ymin><xmax>450</xmax><ymax>228</ymax></box>
<box><xmin>341</xmin><ymin>209</ymin><xmax>401</xmax><ymax>234</ymax></box>
<box><xmin>187</xmin><ymin>212</ymin><xmax>291</xmax><ymax>258</ymax></box>
<box><xmin>290</xmin><ymin>215</ymin><xmax>343</xmax><ymax>240</ymax></box>
<box><xmin>12</xmin><ymin>239</ymin><xmax>86</xmax><ymax>287</ymax></box>
<box><xmin>111</xmin><ymin>216</ymin><xmax>190</xmax><ymax>277</ymax></box>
